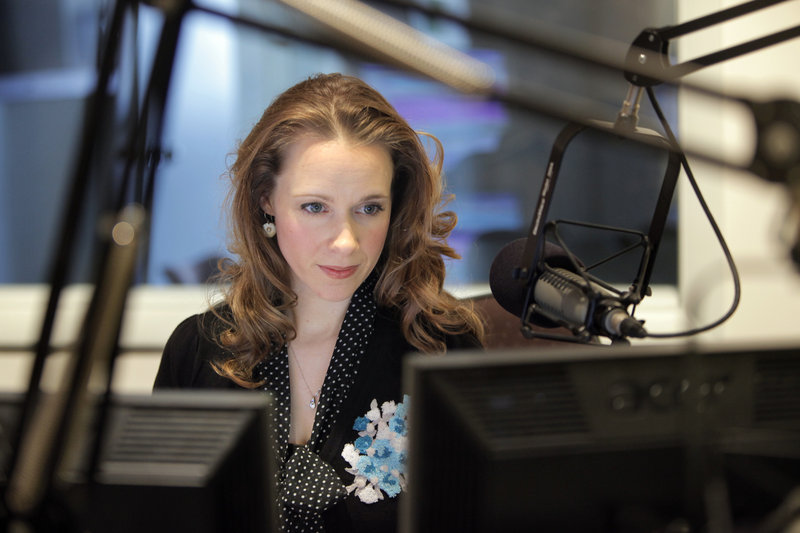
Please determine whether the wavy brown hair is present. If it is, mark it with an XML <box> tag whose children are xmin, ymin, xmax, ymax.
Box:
<box><xmin>212</xmin><ymin>73</ymin><xmax>484</xmax><ymax>386</ymax></box>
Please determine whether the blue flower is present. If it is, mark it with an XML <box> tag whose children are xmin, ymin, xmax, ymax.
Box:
<box><xmin>381</xmin><ymin>453</ymin><xmax>404</xmax><ymax>474</ymax></box>
<box><xmin>372</xmin><ymin>439</ymin><xmax>394</xmax><ymax>459</ymax></box>
<box><xmin>354</xmin><ymin>435</ymin><xmax>372</xmax><ymax>452</ymax></box>
<box><xmin>394</xmin><ymin>395</ymin><xmax>409</xmax><ymax>419</ymax></box>
<box><xmin>357</xmin><ymin>455</ymin><xmax>378</xmax><ymax>476</ymax></box>
<box><xmin>353</xmin><ymin>416</ymin><xmax>369</xmax><ymax>432</ymax></box>
<box><xmin>379</xmin><ymin>472</ymin><xmax>402</xmax><ymax>498</ymax></box>
<box><xmin>388</xmin><ymin>416</ymin><xmax>406</xmax><ymax>435</ymax></box>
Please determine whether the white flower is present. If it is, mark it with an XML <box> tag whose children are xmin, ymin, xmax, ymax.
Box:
<box><xmin>342</xmin><ymin>443</ymin><xmax>360</xmax><ymax>466</ymax></box>
<box><xmin>375</xmin><ymin>420</ymin><xmax>393</xmax><ymax>441</ymax></box>
<box><xmin>355</xmin><ymin>485</ymin><xmax>383</xmax><ymax>504</ymax></box>
<box><xmin>381</xmin><ymin>400</ymin><xmax>397</xmax><ymax>418</ymax></box>
<box><xmin>365</xmin><ymin>399</ymin><xmax>381</xmax><ymax>421</ymax></box>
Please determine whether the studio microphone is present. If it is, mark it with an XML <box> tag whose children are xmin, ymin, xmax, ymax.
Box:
<box><xmin>489</xmin><ymin>238</ymin><xmax>647</xmax><ymax>340</ymax></box>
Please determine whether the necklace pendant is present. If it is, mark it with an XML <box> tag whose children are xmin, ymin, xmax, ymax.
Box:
<box><xmin>309</xmin><ymin>397</ymin><xmax>316</xmax><ymax>409</ymax></box>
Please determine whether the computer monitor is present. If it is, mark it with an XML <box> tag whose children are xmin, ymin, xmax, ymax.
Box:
<box><xmin>401</xmin><ymin>341</ymin><xmax>800</xmax><ymax>533</ymax></box>
<box><xmin>1</xmin><ymin>390</ymin><xmax>277</xmax><ymax>533</ymax></box>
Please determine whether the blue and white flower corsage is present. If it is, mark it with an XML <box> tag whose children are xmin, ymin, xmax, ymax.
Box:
<box><xmin>341</xmin><ymin>395</ymin><xmax>409</xmax><ymax>504</ymax></box>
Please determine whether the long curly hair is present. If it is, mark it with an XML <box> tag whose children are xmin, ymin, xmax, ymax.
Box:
<box><xmin>212</xmin><ymin>73</ymin><xmax>484</xmax><ymax>386</ymax></box>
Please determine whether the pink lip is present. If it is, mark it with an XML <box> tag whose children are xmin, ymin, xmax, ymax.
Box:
<box><xmin>319</xmin><ymin>265</ymin><xmax>358</xmax><ymax>279</ymax></box>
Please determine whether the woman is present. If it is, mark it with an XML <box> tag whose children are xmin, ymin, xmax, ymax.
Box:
<box><xmin>154</xmin><ymin>73</ymin><xmax>484</xmax><ymax>532</ymax></box>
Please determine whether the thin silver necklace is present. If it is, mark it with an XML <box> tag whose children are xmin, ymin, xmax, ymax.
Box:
<box><xmin>288</xmin><ymin>344</ymin><xmax>321</xmax><ymax>409</ymax></box>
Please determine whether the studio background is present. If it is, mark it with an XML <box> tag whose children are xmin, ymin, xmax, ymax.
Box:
<box><xmin>1</xmin><ymin>0</ymin><xmax>799</xmax><ymax>393</ymax></box>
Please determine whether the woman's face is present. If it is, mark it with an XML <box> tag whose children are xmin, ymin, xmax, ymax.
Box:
<box><xmin>262</xmin><ymin>136</ymin><xmax>393</xmax><ymax>304</ymax></box>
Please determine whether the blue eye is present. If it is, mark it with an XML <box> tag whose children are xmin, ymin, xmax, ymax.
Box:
<box><xmin>302</xmin><ymin>202</ymin><xmax>325</xmax><ymax>214</ymax></box>
<box><xmin>361</xmin><ymin>204</ymin><xmax>384</xmax><ymax>215</ymax></box>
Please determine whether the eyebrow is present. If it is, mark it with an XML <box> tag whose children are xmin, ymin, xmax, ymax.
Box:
<box><xmin>293</xmin><ymin>193</ymin><xmax>390</xmax><ymax>202</ymax></box>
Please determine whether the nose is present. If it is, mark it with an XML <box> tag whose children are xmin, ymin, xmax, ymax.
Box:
<box><xmin>331</xmin><ymin>217</ymin><xmax>358</xmax><ymax>253</ymax></box>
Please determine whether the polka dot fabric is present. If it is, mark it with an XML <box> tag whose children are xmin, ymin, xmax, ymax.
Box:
<box><xmin>254</xmin><ymin>274</ymin><xmax>377</xmax><ymax>532</ymax></box>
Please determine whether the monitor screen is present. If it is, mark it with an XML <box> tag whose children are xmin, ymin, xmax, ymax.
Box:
<box><xmin>401</xmin><ymin>341</ymin><xmax>800</xmax><ymax>533</ymax></box>
<box><xmin>1</xmin><ymin>390</ymin><xmax>277</xmax><ymax>533</ymax></box>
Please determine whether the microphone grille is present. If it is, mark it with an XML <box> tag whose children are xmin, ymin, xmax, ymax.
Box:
<box><xmin>489</xmin><ymin>238</ymin><xmax>578</xmax><ymax>326</ymax></box>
